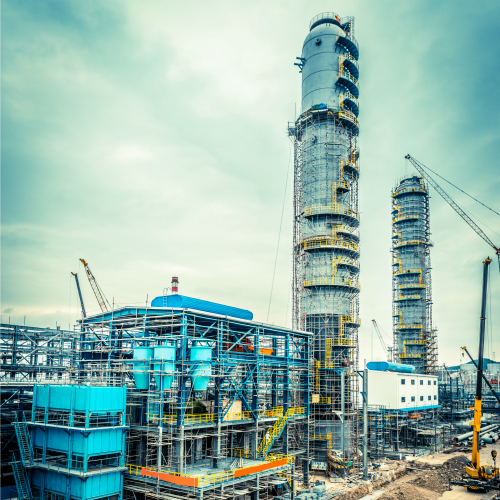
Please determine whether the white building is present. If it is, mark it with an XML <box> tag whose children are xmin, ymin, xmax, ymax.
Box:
<box><xmin>367</xmin><ymin>369</ymin><xmax>439</xmax><ymax>411</ymax></box>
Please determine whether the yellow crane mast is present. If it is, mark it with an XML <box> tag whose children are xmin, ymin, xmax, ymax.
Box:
<box><xmin>79</xmin><ymin>258</ymin><xmax>110</xmax><ymax>313</ymax></box>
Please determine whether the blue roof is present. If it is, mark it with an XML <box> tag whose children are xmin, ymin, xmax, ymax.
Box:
<box><xmin>150</xmin><ymin>294</ymin><xmax>253</xmax><ymax>321</ymax></box>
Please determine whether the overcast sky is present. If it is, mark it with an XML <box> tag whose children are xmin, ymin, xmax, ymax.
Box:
<box><xmin>2</xmin><ymin>0</ymin><xmax>500</xmax><ymax>368</ymax></box>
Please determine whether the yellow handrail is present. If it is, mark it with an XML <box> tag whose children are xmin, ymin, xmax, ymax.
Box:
<box><xmin>304</xmin><ymin>203</ymin><xmax>360</xmax><ymax>220</ymax></box>
<box><xmin>304</xmin><ymin>277</ymin><xmax>360</xmax><ymax>289</ymax></box>
<box><xmin>303</xmin><ymin>237</ymin><xmax>359</xmax><ymax>252</ymax></box>
<box><xmin>392</xmin><ymin>186</ymin><xmax>428</xmax><ymax>197</ymax></box>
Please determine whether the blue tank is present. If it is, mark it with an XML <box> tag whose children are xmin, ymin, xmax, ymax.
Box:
<box><xmin>150</xmin><ymin>294</ymin><xmax>253</xmax><ymax>320</ymax></box>
<box><xmin>191</xmin><ymin>346</ymin><xmax>212</xmax><ymax>391</ymax></box>
<box><xmin>367</xmin><ymin>361</ymin><xmax>415</xmax><ymax>373</ymax></box>
<box><xmin>153</xmin><ymin>346</ymin><xmax>176</xmax><ymax>390</ymax></box>
<box><xmin>131</xmin><ymin>347</ymin><xmax>154</xmax><ymax>389</ymax></box>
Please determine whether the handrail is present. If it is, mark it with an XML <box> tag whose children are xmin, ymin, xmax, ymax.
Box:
<box><xmin>303</xmin><ymin>237</ymin><xmax>359</xmax><ymax>252</ymax></box>
<box><xmin>304</xmin><ymin>203</ymin><xmax>360</xmax><ymax>220</ymax></box>
<box><xmin>338</xmin><ymin>69</ymin><xmax>358</xmax><ymax>85</ymax></box>
<box><xmin>337</xmin><ymin>109</ymin><xmax>358</xmax><ymax>126</ymax></box>
<box><xmin>398</xmin><ymin>283</ymin><xmax>426</xmax><ymax>289</ymax></box>
<box><xmin>393</xmin><ymin>214</ymin><xmax>419</xmax><ymax>223</ymax></box>
<box><xmin>394</xmin><ymin>268</ymin><xmax>422</xmax><ymax>275</ymax></box>
<box><xmin>393</xmin><ymin>240</ymin><xmax>425</xmax><ymax>248</ymax></box>
<box><xmin>304</xmin><ymin>277</ymin><xmax>360</xmax><ymax>289</ymax></box>
<box><xmin>392</xmin><ymin>186</ymin><xmax>428</xmax><ymax>197</ymax></box>
<box><xmin>395</xmin><ymin>324</ymin><xmax>423</xmax><ymax>330</ymax></box>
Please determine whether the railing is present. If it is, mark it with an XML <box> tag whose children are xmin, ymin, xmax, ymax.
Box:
<box><xmin>398</xmin><ymin>283</ymin><xmax>426</xmax><ymax>289</ymax></box>
<box><xmin>333</xmin><ymin>224</ymin><xmax>359</xmax><ymax>238</ymax></box>
<box><xmin>304</xmin><ymin>203</ymin><xmax>359</xmax><ymax>220</ymax></box>
<box><xmin>392</xmin><ymin>186</ymin><xmax>428</xmax><ymax>197</ymax></box>
<box><xmin>337</xmin><ymin>109</ymin><xmax>358</xmax><ymax>126</ymax></box>
<box><xmin>147</xmin><ymin>406</ymin><xmax>285</xmax><ymax>425</ymax></box>
<box><xmin>338</xmin><ymin>69</ymin><xmax>358</xmax><ymax>85</ymax></box>
<box><xmin>304</xmin><ymin>277</ymin><xmax>360</xmax><ymax>289</ymax></box>
<box><xmin>404</xmin><ymin>340</ymin><xmax>427</xmax><ymax>345</ymax></box>
<box><xmin>302</xmin><ymin>237</ymin><xmax>359</xmax><ymax>252</ymax></box>
<box><xmin>393</xmin><ymin>240</ymin><xmax>425</xmax><ymax>248</ymax></box>
<box><xmin>395</xmin><ymin>324</ymin><xmax>423</xmax><ymax>330</ymax></box>
<box><xmin>334</xmin><ymin>256</ymin><xmax>360</xmax><ymax>269</ymax></box>
<box><xmin>394</xmin><ymin>294</ymin><xmax>421</xmax><ymax>301</ymax></box>
<box><xmin>232</xmin><ymin>448</ymin><xmax>251</xmax><ymax>458</ymax></box>
<box><xmin>399</xmin><ymin>353</ymin><xmax>421</xmax><ymax>358</ymax></box>
<box><xmin>393</xmin><ymin>214</ymin><xmax>419</xmax><ymax>223</ymax></box>
<box><xmin>339</xmin><ymin>157</ymin><xmax>359</xmax><ymax>172</ymax></box>
<box><xmin>394</xmin><ymin>268</ymin><xmax>422</xmax><ymax>276</ymax></box>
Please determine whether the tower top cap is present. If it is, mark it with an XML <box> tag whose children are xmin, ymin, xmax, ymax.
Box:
<box><xmin>309</xmin><ymin>12</ymin><xmax>341</xmax><ymax>31</ymax></box>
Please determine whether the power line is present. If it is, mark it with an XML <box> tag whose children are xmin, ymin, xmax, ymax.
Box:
<box><xmin>267</xmin><ymin>142</ymin><xmax>292</xmax><ymax>322</ymax></box>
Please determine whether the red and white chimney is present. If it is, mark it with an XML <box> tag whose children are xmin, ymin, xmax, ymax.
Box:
<box><xmin>171</xmin><ymin>277</ymin><xmax>179</xmax><ymax>294</ymax></box>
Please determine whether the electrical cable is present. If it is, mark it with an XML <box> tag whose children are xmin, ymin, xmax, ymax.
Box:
<box><xmin>267</xmin><ymin>141</ymin><xmax>292</xmax><ymax>322</ymax></box>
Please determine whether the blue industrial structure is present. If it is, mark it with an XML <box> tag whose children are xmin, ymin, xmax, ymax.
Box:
<box><xmin>29</xmin><ymin>385</ymin><xmax>127</xmax><ymax>500</ymax></box>
<box><xmin>72</xmin><ymin>297</ymin><xmax>310</xmax><ymax>500</ymax></box>
<box><xmin>290</xmin><ymin>12</ymin><xmax>360</xmax><ymax>469</ymax></box>
<box><xmin>391</xmin><ymin>175</ymin><xmax>438</xmax><ymax>374</ymax></box>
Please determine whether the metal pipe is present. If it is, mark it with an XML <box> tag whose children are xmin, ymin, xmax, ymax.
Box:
<box><xmin>454</xmin><ymin>424</ymin><xmax>498</xmax><ymax>443</ymax></box>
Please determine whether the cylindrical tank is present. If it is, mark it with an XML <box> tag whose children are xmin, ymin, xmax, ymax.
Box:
<box><xmin>132</xmin><ymin>347</ymin><xmax>154</xmax><ymax>390</ymax></box>
<box><xmin>191</xmin><ymin>346</ymin><xmax>212</xmax><ymax>391</ymax></box>
<box><xmin>153</xmin><ymin>346</ymin><xmax>176</xmax><ymax>390</ymax></box>
<box><xmin>367</xmin><ymin>361</ymin><xmax>416</xmax><ymax>373</ymax></box>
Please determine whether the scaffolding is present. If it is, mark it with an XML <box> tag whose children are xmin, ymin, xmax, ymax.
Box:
<box><xmin>290</xmin><ymin>12</ymin><xmax>360</xmax><ymax>470</ymax></box>
<box><xmin>391</xmin><ymin>176</ymin><xmax>438</xmax><ymax>374</ymax></box>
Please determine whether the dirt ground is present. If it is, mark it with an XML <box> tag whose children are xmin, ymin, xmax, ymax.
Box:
<box><xmin>329</xmin><ymin>442</ymin><xmax>500</xmax><ymax>500</ymax></box>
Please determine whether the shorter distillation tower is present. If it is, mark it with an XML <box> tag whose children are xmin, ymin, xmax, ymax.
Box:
<box><xmin>391</xmin><ymin>175</ymin><xmax>438</xmax><ymax>374</ymax></box>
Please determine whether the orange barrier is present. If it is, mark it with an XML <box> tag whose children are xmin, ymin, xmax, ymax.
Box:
<box><xmin>234</xmin><ymin>459</ymin><xmax>287</xmax><ymax>478</ymax></box>
<box><xmin>141</xmin><ymin>468</ymin><xmax>198</xmax><ymax>487</ymax></box>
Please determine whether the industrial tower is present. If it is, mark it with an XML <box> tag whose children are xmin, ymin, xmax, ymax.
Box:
<box><xmin>391</xmin><ymin>175</ymin><xmax>438</xmax><ymax>374</ymax></box>
<box><xmin>289</xmin><ymin>12</ymin><xmax>360</xmax><ymax>465</ymax></box>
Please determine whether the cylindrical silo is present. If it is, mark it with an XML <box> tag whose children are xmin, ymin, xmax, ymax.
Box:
<box><xmin>290</xmin><ymin>12</ymin><xmax>360</xmax><ymax>463</ymax></box>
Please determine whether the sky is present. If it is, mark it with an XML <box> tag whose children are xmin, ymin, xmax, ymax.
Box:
<box><xmin>2</xmin><ymin>0</ymin><xmax>500</xmax><ymax>368</ymax></box>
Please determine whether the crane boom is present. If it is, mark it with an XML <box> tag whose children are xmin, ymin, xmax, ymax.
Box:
<box><xmin>71</xmin><ymin>272</ymin><xmax>86</xmax><ymax>318</ymax></box>
<box><xmin>79</xmin><ymin>259</ymin><xmax>110</xmax><ymax>313</ymax></box>
<box><xmin>371</xmin><ymin>319</ymin><xmax>391</xmax><ymax>362</ymax></box>
<box><xmin>405</xmin><ymin>155</ymin><xmax>500</xmax><ymax>258</ymax></box>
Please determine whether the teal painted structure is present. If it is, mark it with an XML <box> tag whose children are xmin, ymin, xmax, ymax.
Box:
<box><xmin>130</xmin><ymin>347</ymin><xmax>154</xmax><ymax>389</ymax></box>
<box><xmin>190</xmin><ymin>345</ymin><xmax>212</xmax><ymax>391</ymax></box>
<box><xmin>153</xmin><ymin>345</ymin><xmax>176</xmax><ymax>390</ymax></box>
<box><xmin>366</xmin><ymin>361</ymin><xmax>416</xmax><ymax>373</ymax></box>
<box><xmin>29</xmin><ymin>385</ymin><xmax>127</xmax><ymax>500</ymax></box>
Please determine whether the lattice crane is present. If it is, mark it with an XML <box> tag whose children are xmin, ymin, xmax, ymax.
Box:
<box><xmin>405</xmin><ymin>155</ymin><xmax>500</xmax><ymax>269</ymax></box>
<box><xmin>372</xmin><ymin>319</ymin><xmax>392</xmax><ymax>362</ymax></box>
<box><xmin>79</xmin><ymin>259</ymin><xmax>111</xmax><ymax>313</ymax></box>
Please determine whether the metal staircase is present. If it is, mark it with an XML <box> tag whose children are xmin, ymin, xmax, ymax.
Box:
<box><xmin>257</xmin><ymin>408</ymin><xmax>294</xmax><ymax>459</ymax></box>
<box><xmin>10</xmin><ymin>454</ymin><xmax>32</xmax><ymax>500</ymax></box>
<box><xmin>13</xmin><ymin>412</ymin><xmax>33</xmax><ymax>466</ymax></box>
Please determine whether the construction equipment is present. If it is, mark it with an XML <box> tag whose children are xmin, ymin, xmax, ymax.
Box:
<box><xmin>71</xmin><ymin>272</ymin><xmax>86</xmax><ymax>318</ymax></box>
<box><xmin>79</xmin><ymin>259</ymin><xmax>110</xmax><ymax>313</ymax></box>
<box><xmin>460</xmin><ymin>346</ymin><xmax>500</xmax><ymax>406</ymax></box>
<box><xmin>372</xmin><ymin>319</ymin><xmax>392</xmax><ymax>362</ymax></box>
<box><xmin>405</xmin><ymin>155</ymin><xmax>500</xmax><ymax>269</ymax></box>
<box><xmin>451</xmin><ymin>257</ymin><xmax>499</xmax><ymax>492</ymax></box>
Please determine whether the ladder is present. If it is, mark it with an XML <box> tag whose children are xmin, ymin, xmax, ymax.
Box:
<box><xmin>10</xmin><ymin>454</ymin><xmax>32</xmax><ymax>500</ymax></box>
<box><xmin>13</xmin><ymin>412</ymin><xmax>33</xmax><ymax>467</ymax></box>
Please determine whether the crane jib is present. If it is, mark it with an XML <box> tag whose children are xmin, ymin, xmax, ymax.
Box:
<box><xmin>405</xmin><ymin>155</ymin><xmax>500</xmax><ymax>270</ymax></box>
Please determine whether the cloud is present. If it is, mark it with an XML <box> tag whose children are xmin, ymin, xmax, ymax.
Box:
<box><xmin>1</xmin><ymin>0</ymin><xmax>499</xmax><ymax>368</ymax></box>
